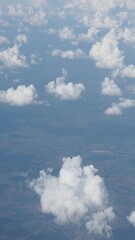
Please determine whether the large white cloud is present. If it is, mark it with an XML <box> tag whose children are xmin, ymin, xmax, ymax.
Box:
<box><xmin>0</xmin><ymin>34</ymin><xmax>28</xmax><ymax>68</ymax></box>
<box><xmin>29</xmin><ymin>155</ymin><xmax>115</xmax><ymax>237</ymax></box>
<box><xmin>101</xmin><ymin>77</ymin><xmax>122</xmax><ymax>96</ymax></box>
<box><xmin>89</xmin><ymin>30</ymin><xmax>124</xmax><ymax>69</ymax></box>
<box><xmin>0</xmin><ymin>84</ymin><xmax>38</xmax><ymax>106</ymax></box>
<box><xmin>45</xmin><ymin>69</ymin><xmax>85</xmax><ymax>100</ymax></box>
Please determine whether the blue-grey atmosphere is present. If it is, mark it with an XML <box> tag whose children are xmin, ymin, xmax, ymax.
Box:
<box><xmin>1</xmin><ymin>1</ymin><xmax>135</xmax><ymax>239</ymax></box>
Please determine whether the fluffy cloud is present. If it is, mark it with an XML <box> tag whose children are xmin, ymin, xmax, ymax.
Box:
<box><xmin>8</xmin><ymin>4</ymin><xmax>47</xmax><ymax>26</ymax></box>
<box><xmin>0</xmin><ymin>84</ymin><xmax>38</xmax><ymax>106</ymax></box>
<box><xmin>45</xmin><ymin>69</ymin><xmax>85</xmax><ymax>100</ymax></box>
<box><xmin>122</xmin><ymin>28</ymin><xmax>135</xmax><ymax>45</ymax></box>
<box><xmin>127</xmin><ymin>211</ymin><xmax>135</xmax><ymax>227</ymax></box>
<box><xmin>58</xmin><ymin>26</ymin><xmax>98</xmax><ymax>42</ymax></box>
<box><xmin>104</xmin><ymin>105</ymin><xmax>122</xmax><ymax>116</ymax></box>
<box><xmin>58</xmin><ymin>26</ymin><xmax>76</xmax><ymax>41</ymax></box>
<box><xmin>101</xmin><ymin>77</ymin><xmax>122</xmax><ymax>96</ymax></box>
<box><xmin>89</xmin><ymin>30</ymin><xmax>124</xmax><ymax>69</ymax></box>
<box><xmin>29</xmin><ymin>155</ymin><xmax>115</xmax><ymax>237</ymax></box>
<box><xmin>122</xmin><ymin>64</ymin><xmax>135</xmax><ymax>78</ymax></box>
<box><xmin>86</xmin><ymin>207</ymin><xmax>115</xmax><ymax>238</ymax></box>
<box><xmin>51</xmin><ymin>48</ymin><xmax>86</xmax><ymax>59</ymax></box>
<box><xmin>0</xmin><ymin>34</ymin><xmax>28</xmax><ymax>68</ymax></box>
<box><xmin>104</xmin><ymin>98</ymin><xmax>135</xmax><ymax>115</ymax></box>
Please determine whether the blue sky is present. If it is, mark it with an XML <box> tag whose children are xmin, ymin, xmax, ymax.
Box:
<box><xmin>1</xmin><ymin>1</ymin><xmax>135</xmax><ymax>239</ymax></box>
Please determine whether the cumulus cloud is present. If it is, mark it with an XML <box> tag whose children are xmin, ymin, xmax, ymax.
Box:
<box><xmin>58</xmin><ymin>26</ymin><xmax>76</xmax><ymax>41</ymax></box>
<box><xmin>89</xmin><ymin>30</ymin><xmax>124</xmax><ymax>69</ymax></box>
<box><xmin>121</xmin><ymin>28</ymin><xmax>135</xmax><ymax>45</ymax></box>
<box><xmin>104</xmin><ymin>105</ymin><xmax>122</xmax><ymax>116</ymax></box>
<box><xmin>45</xmin><ymin>69</ymin><xmax>85</xmax><ymax>100</ymax></box>
<box><xmin>29</xmin><ymin>155</ymin><xmax>115</xmax><ymax>237</ymax></box>
<box><xmin>0</xmin><ymin>84</ymin><xmax>38</xmax><ymax>106</ymax></box>
<box><xmin>51</xmin><ymin>48</ymin><xmax>86</xmax><ymax>59</ymax></box>
<box><xmin>0</xmin><ymin>34</ymin><xmax>28</xmax><ymax>68</ymax></box>
<box><xmin>104</xmin><ymin>98</ymin><xmax>135</xmax><ymax>115</ymax></box>
<box><xmin>86</xmin><ymin>207</ymin><xmax>115</xmax><ymax>238</ymax></box>
<box><xmin>101</xmin><ymin>77</ymin><xmax>122</xmax><ymax>96</ymax></box>
<box><xmin>127</xmin><ymin>211</ymin><xmax>135</xmax><ymax>227</ymax></box>
<box><xmin>8</xmin><ymin>4</ymin><xmax>47</xmax><ymax>26</ymax></box>
<box><xmin>58</xmin><ymin>26</ymin><xmax>98</xmax><ymax>42</ymax></box>
<box><xmin>122</xmin><ymin>64</ymin><xmax>135</xmax><ymax>78</ymax></box>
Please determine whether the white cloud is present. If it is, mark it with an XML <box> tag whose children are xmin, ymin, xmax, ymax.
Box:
<box><xmin>8</xmin><ymin>4</ymin><xmax>47</xmax><ymax>26</ymax></box>
<box><xmin>51</xmin><ymin>48</ymin><xmax>86</xmax><ymax>59</ymax></box>
<box><xmin>78</xmin><ymin>27</ymin><xmax>99</xmax><ymax>41</ymax></box>
<box><xmin>58</xmin><ymin>26</ymin><xmax>98</xmax><ymax>42</ymax></box>
<box><xmin>0</xmin><ymin>34</ymin><xmax>28</xmax><ymax>68</ymax></box>
<box><xmin>104</xmin><ymin>105</ymin><xmax>122</xmax><ymax>116</ymax></box>
<box><xmin>0</xmin><ymin>84</ymin><xmax>38</xmax><ymax>106</ymax></box>
<box><xmin>86</xmin><ymin>207</ymin><xmax>115</xmax><ymax>238</ymax></box>
<box><xmin>89</xmin><ymin>30</ymin><xmax>124</xmax><ymax>69</ymax></box>
<box><xmin>0</xmin><ymin>36</ymin><xmax>9</xmax><ymax>45</ymax></box>
<box><xmin>29</xmin><ymin>155</ymin><xmax>115</xmax><ymax>237</ymax></box>
<box><xmin>58</xmin><ymin>27</ymin><xmax>76</xmax><ymax>41</ymax></box>
<box><xmin>45</xmin><ymin>69</ymin><xmax>85</xmax><ymax>100</ymax></box>
<box><xmin>126</xmin><ymin>0</ymin><xmax>135</xmax><ymax>9</ymax></box>
<box><xmin>30</xmin><ymin>53</ymin><xmax>42</xmax><ymax>65</ymax></box>
<box><xmin>127</xmin><ymin>211</ymin><xmax>135</xmax><ymax>227</ymax></box>
<box><xmin>15</xmin><ymin>34</ymin><xmax>27</xmax><ymax>46</ymax></box>
<box><xmin>101</xmin><ymin>77</ymin><xmax>122</xmax><ymax>96</ymax></box>
<box><xmin>122</xmin><ymin>64</ymin><xmax>135</xmax><ymax>78</ymax></box>
<box><xmin>122</xmin><ymin>28</ymin><xmax>135</xmax><ymax>45</ymax></box>
<box><xmin>104</xmin><ymin>98</ymin><xmax>135</xmax><ymax>115</ymax></box>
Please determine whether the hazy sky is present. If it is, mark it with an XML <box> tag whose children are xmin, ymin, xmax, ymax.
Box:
<box><xmin>1</xmin><ymin>1</ymin><xmax>135</xmax><ymax>239</ymax></box>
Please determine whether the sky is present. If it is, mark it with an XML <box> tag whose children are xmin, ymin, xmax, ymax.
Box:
<box><xmin>1</xmin><ymin>0</ymin><xmax>135</xmax><ymax>239</ymax></box>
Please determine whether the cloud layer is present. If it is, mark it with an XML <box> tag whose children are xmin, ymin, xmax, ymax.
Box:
<box><xmin>29</xmin><ymin>155</ymin><xmax>115</xmax><ymax>237</ymax></box>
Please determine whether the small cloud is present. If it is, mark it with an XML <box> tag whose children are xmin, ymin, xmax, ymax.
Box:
<box><xmin>104</xmin><ymin>105</ymin><xmax>122</xmax><ymax>116</ymax></box>
<box><xmin>45</xmin><ymin>69</ymin><xmax>85</xmax><ymax>100</ymax></box>
<box><xmin>104</xmin><ymin>98</ymin><xmax>135</xmax><ymax>116</ymax></box>
<box><xmin>30</xmin><ymin>53</ymin><xmax>42</xmax><ymax>65</ymax></box>
<box><xmin>58</xmin><ymin>26</ymin><xmax>75</xmax><ymax>41</ymax></box>
<box><xmin>101</xmin><ymin>77</ymin><xmax>122</xmax><ymax>96</ymax></box>
<box><xmin>0</xmin><ymin>84</ymin><xmax>38</xmax><ymax>106</ymax></box>
<box><xmin>0</xmin><ymin>34</ymin><xmax>28</xmax><ymax>68</ymax></box>
<box><xmin>51</xmin><ymin>48</ymin><xmax>86</xmax><ymax>59</ymax></box>
<box><xmin>127</xmin><ymin>211</ymin><xmax>135</xmax><ymax>227</ymax></box>
<box><xmin>29</xmin><ymin>155</ymin><xmax>115</xmax><ymax>237</ymax></box>
<box><xmin>122</xmin><ymin>64</ymin><xmax>135</xmax><ymax>78</ymax></box>
<box><xmin>0</xmin><ymin>36</ymin><xmax>10</xmax><ymax>45</ymax></box>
